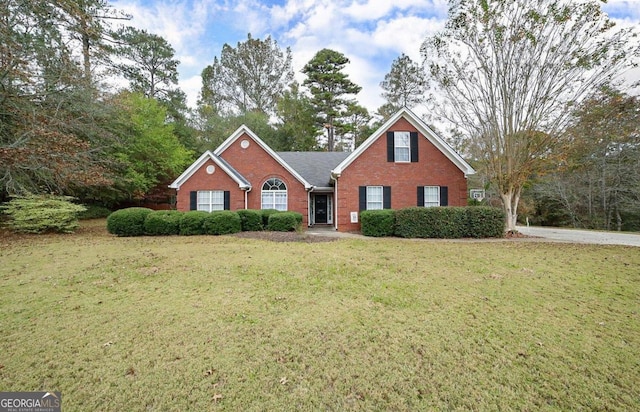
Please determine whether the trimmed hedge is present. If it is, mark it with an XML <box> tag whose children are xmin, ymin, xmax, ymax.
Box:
<box><xmin>465</xmin><ymin>206</ymin><xmax>506</xmax><ymax>238</ymax></box>
<box><xmin>179</xmin><ymin>211</ymin><xmax>209</xmax><ymax>235</ymax></box>
<box><xmin>107</xmin><ymin>207</ymin><xmax>153</xmax><ymax>237</ymax></box>
<box><xmin>395</xmin><ymin>207</ymin><xmax>467</xmax><ymax>239</ymax></box>
<box><xmin>1</xmin><ymin>195</ymin><xmax>86</xmax><ymax>234</ymax></box>
<box><xmin>267</xmin><ymin>212</ymin><xmax>302</xmax><ymax>232</ymax></box>
<box><xmin>261</xmin><ymin>209</ymin><xmax>280</xmax><ymax>227</ymax></box>
<box><xmin>144</xmin><ymin>210</ymin><xmax>181</xmax><ymax>236</ymax></box>
<box><xmin>203</xmin><ymin>211</ymin><xmax>242</xmax><ymax>235</ymax></box>
<box><xmin>360</xmin><ymin>209</ymin><xmax>396</xmax><ymax>237</ymax></box>
<box><xmin>394</xmin><ymin>206</ymin><xmax>504</xmax><ymax>239</ymax></box>
<box><xmin>237</xmin><ymin>209</ymin><xmax>263</xmax><ymax>231</ymax></box>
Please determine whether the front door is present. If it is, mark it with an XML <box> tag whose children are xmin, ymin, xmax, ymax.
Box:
<box><xmin>314</xmin><ymin>195</ymin><xmax>328</xmax><ymax>224</ymax></box>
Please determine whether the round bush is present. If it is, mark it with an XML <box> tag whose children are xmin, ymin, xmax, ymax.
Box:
<box><xmin>179</xmin><ymin>211</ymin><xmax>209</xmax><ymax>235</ymax></box>
<box><xmin>261</xmin><ymin>209</ymin><xmax>280</xmax><ymax>227</ymax></box>
<box><xmin>144</xmin><ymin>210</ymin><xmax>181</xmax><ymax>236</ymax></box>
<box><xmin>237</xmin><ymin>209</ymin><xmax>263</xmax><ymax>231</ymax></box>
<box><xmin>106</xmin><ymin>207</ymin><xmax>153</xmax><ymax>237</ymax></box>
<box><xmin>203</xmin><ymin>211</ymin><xmax>241</xmax><ymax>235</ymax></box>
<box><xmin>267</xmin><ymin>212</ymin><xmax>302</xmax><ymax>232</ymax></box>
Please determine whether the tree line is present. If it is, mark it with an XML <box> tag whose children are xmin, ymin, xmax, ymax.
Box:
<box><xmin>2</xmin><ymin>0</ymin><xmax>639</xmax><ymax>231</ymax></box>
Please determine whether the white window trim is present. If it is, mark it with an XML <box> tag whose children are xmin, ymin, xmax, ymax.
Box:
<box><xmin>261</xmin><ymin>178</ymin><xmax>288</xmax><ymax>211</ymax></box>
<box><xmin>424</xmin><ymin>186</ymin><xmax>440</xmax><ymax>208</ymax></box>
<box><xmin>198</xmin><ymin>190</ymin><xmax>224</xmax><ymax>212</ymax></box>
<box><xmin>366</xmin><ymin>186</ymin><xmax>384</xmax><ymax>210</ymax></box>
<box><xmin>394</xmin><ymin>131</ymin><xmax>411</xmax><ymax>163</ymax></box>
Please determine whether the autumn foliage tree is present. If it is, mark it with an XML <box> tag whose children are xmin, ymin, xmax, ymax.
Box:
<box><xmin>422</xmin><ymin>0</ymin><xmax>640</xmax><ymax>231</ymax></box>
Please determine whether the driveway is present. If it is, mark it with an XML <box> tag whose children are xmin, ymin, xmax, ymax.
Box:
<box><xmin>516</xmin><ymin>225</ymin><xmax>640</xmax><ymax>247</ymax></box>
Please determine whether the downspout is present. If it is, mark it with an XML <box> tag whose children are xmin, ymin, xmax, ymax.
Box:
<box><xmin>244</xmin><ymin>186</ymin><xmax>251</xmax><ymax>209</ymax></box>
<box><xmin>330</xmin><ymin>173</ymin><xmax>339</xmax><ymax>231</ymax></box>
<box><xmin>307</xmin><ymin>187</ymin><xmax>314</xmax><ymax>227</ymax></box>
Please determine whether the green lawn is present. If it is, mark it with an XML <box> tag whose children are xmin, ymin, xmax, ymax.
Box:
<box><xmin>1</xmin><ymin>220</ymin><xmax>639</xmax><ymax>411</ymax></box>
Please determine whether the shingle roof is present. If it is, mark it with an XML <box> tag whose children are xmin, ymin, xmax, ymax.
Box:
<box><xmin>277</xmin><ymin>151</ymin><xmax>350</xmax><ymax>188</ymax></box>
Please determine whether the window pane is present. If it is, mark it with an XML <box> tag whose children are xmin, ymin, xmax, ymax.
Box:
<box><xmin>367</xmin><ymin>186</ymin><xmax>383</xmax><ymax>210</ymax></box>
<box><xmin>424</xmin><ymin>186</ymin><xmax>440</xmax><ymax>207</ymax></box>
<box><xmin>197</xmin><ymin>190</ymin><xmax>223</xmax><ymax>212</ymax></box>
<box><xmin>395</xmin><ymin>147</ymin><xmax>410</xmax><ymax>162</ymax></box>
<box><xmin>394</xmin><ymin>132</ymin><xmax>410</xmax><ymax>162</ymax></box>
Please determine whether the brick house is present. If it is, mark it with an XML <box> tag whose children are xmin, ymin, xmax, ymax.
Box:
<box><xmin>169</xmin><ymin>108</ymin><xmax>475</xmax><ymax>232</ymax></box>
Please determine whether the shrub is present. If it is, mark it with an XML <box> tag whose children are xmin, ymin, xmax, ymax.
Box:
<box><xmin>261</xmin><ymin>209</ymin><xmax>280</xmax><ymax>227</ymax></box>
<box><xmin>361</xmin><ymin>209</ymin><xmax>396</xmax><ymax>237</ymax></box>
<box><xmin>106</xmin><ymin>207</ymin><xmax>153</xmax><ymax>237</ymax></box>
<box><xmin>203</xmin><ymin>211</ymin><xmax>241</xmax><ymax>235</ymax></box>
<box><xmin>144</xmin><ymin>210</ymin><xmax>181</xmax><ymax>236</ymax></box>
<box><xmin>394</xmin><ymin>206</ymin><xmax>505</xmax><ymax>239</ymax></box>
<box><xmin>78</xmin><ymin>204</ymin><xmax>111</xmax><ymax>220</ymax></box>
<box><xmin>267</xmin><ymin>212</ymin><xmax>302</xmax><ymax>232</ymax></box>
<box><xmin>395</xmin><ymin>207</ymin><xmax>467</xmax><ymax>238</ymax></box>
<box><xmin>237</xmin><ymin>209</ymin><xmax>263</xmax><ymax>231</ymax></box>
<box><xmin>1</xmin><ymin>195</ymin><xmax>86</xmax><ymax>234</ymax></box>
<box><xmin>179</xmin><ymin>211</ymin><xmax>209</xmax><ymax>235</ymax></box>
<box><xmin>465</xmin><ymin>207</ymin><xmax>505</xmax><ymax>238</ymax></box>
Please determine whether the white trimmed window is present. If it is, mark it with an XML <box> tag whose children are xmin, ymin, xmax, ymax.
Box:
<box><xmin>424</xmin><ymin>186</ymin><xmax>440</xmax><ymax>207</ymax></box>
<box><xmin>394</xmin><ymin>131</ymin><xmax>410</xmax><ymax>162</ymax></box>
<box><xmin>261</xmin><ymin>178</ymin><xmax>287</xmax><ymax>211</ymax></box>
<box><xmin>198</xmin><ymin>190</ymin><xmax>224</xmax><ymax>212</ymax></box>
<box><xmin>367</xmin><ymin>186</ymin><xmax>384</xmax><ymax>210</ymax></box>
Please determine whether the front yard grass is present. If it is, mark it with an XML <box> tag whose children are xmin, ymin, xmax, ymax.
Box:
<box><xmin>1</xmin><ymin>220</ymin><xmax>639</xmax><ymax>410</ymax></box>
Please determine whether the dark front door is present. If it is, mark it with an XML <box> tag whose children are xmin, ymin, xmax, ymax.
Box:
<box><xmin>314</xmin><ymin>195</ymin><xmax>328</xmax><ymax>224</ymax></box>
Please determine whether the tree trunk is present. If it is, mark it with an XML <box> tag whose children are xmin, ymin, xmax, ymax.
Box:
<box><xmin>499</xmin><ymin>188</ymin><xmax>520</xmax><ymax>233</ymax></box>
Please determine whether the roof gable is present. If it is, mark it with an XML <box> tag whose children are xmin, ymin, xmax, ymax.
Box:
<box><xmin>215</xmin><ymin>125</ymin><xmax>312</xmax><ymax>189</ymax></box>
<box><xmin>168</xmin><ymin>150</ymin><xmax>251</xmax><ymax>189</ymax></box>
<box><xmin>332</xmin><ymin>107</ymin><xmax>476</xmax><ymax>176</ymax></box>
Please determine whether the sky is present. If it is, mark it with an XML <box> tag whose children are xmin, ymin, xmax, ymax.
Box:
<box><xmin>110</xmin><ymin>0</ymin><xmax>640</xmax><ymax>113</ymax></box>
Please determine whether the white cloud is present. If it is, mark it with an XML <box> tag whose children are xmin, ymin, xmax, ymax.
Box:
<box><xmin>108</xmin><ymin>0</ymin><xmax>640</xmax><ymax>114</ymax></box>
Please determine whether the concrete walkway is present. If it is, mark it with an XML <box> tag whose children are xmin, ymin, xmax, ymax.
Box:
<box><xmin>516</xmin><ymin>225</ymin><xmax>640</xmax><ymax>247</ymax></box>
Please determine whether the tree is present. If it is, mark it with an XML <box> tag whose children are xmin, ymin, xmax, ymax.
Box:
<box><xmin>337</xmin><ymin>103</ymin><xmax>372</xmax><ymax>150</ymax></box>
<box><xmin>532</xmin><ymin>87</ymin><xmax>640</xmax><ymax>231</ymax></box>
<box><xmin>422</xmin><ymin>0</ymin><xmax>639</xmax><ymax>231</ymax></box>
<box><xmin>380</xmin><ymin>53</ymin><xmax>427</xmax><ymax>112</ymax></box>
<box><xmin>112</xmin><ymin>26</ymin><xmax>180</xmax><ymax>101</ymax></box>
<box><xmin>274</xmin><ymin>82</ymin><xmax>318</xmax><ymax>151</ymax></box>
<box><xmin>57</xmin><ymin>0</ymin><xmax>130</xmax><ymax>84</ymax></box>
<box><xmin>0</xmin><ymin>0</ymin><xmax>113</xmax><ymax>197</ymax></box>
<box><xmin>200</xmin><ymin>33</ymin><xmax>293</xmax><ymax>115</ymax></box>
<box><xmin>111</xmin><ymin>92</ymin><xmax>192</xmax><ymax>199</ymax></box>
<box><xmin>302</xmin><ymin>49</ymin><xmax>362</xmax><ymax>151</ymax></box>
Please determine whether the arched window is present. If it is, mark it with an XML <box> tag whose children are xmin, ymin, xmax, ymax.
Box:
<box><xmin>261</xmin><ymin>178</ymin><xmax>287</xmax><ymax>211</ymax></box>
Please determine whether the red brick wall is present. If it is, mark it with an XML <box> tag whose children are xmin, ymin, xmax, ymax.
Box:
<box><xmin>176</xmin><ymin>158</ymin><xmax>246</xmax><ymax>211</ymax></box>
<box><xmin>336</xmin><ymin>118</ymin><xmax>468</xmax><ymax>232</ymax></box>
<box><xmin>217</xmin><ymin>133</ymin><xmax>309</xmax><ymax>226</ymax></box>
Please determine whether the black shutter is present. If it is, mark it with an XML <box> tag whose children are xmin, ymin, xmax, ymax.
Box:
<box><xmin>383</xmin><ymin>186</ymin><xmax>391</xmax><ymax>209</ymax></box>
<box><xmin>440</xmin><ymin>186</ymin><xmax>448</xmax><ymax>206</ymax></box>
<box><xmin>387</xmin><ymin>131</ymin><xmax>394</xmax><ymax>162</ymax></box>
<box><xmin>410</xmin><ymin>132</ymin><xmax>419</xmax><ymax>162</ymax></box>
<box><xmin>224</xmin><ymin>191</ymin><xmax>230</xmax><ymax>210</ymax></box>
<box><xmin>189</xmin><ymin>191</ymin><xmax>197</xmax><ymax>210</ymax></box>
<box><xmin>417</xmin><ymin>186</ymin><xmax>424</xmax><ymax>206</ymax></box>
<box><xmin>359</xmin><ymin>186</ymin><xmax>367</xmax><ymax>211</ymax></box>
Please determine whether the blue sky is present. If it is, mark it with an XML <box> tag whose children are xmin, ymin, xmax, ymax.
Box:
<box><xmin>110</xmin><ymin>0</ymin><xmax>640</xmax><ymax>112</ymax></box>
